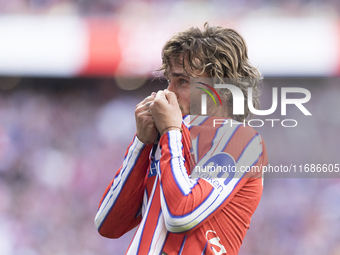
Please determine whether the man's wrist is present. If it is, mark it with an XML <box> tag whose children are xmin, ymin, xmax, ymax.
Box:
<box><xmin>136</xmin><ymin>132</ymin><xmax>156</xmax><ymax>145</ymax></box>
<box><xmin>135</xmin><ymin>134</ymin><xmax>152</xmax><ymax>147</ymax></box>
<box><xmin>160</xmin><ymin>126</ymin><xmax>183</xmax><ymax>137</ymax></box>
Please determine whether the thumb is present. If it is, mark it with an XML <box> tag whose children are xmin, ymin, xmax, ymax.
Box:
<box><xmin>164</xmin><ymin>89</ymin><xmax>178</xmax><ymax>105</ymax></box>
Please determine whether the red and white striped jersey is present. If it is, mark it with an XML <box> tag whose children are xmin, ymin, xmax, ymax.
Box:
<box><xmin>95</xmin><ymin>115</ymin><xmax>268</xmax><ymax>255</ymax></box>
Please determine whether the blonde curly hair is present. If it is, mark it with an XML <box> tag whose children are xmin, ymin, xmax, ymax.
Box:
<box><xmin>158</xmin><ymin>23</ymin><xmax>262</xmax><ymax>122</ymax></box>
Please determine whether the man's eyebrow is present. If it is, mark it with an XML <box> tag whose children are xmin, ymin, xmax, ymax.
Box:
<box><xmin>170</xmin><ymin>72</ymin><xmax>190</xmax><ymax>78</ymax></box>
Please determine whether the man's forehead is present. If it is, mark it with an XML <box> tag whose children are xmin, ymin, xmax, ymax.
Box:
<box><xmin>168</xmin><ymin>58</ymin><xmax>196</xmax><ymax>78</ymax></box>
<box><xmin>168</xmin><ymin>66</ymin><xmax>189</xmax><ymax>78</ymax></box>
<box><xmin>168</xmin><ymin>54</ymin><xmax>207</xmax><ymax>78</ymax></box>
<box><xmin>168</xmin><ymin>56</ymin><xmax>187</xmax><ymax>76</ymax></box>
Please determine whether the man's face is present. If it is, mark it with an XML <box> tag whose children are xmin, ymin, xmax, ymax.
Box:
<box><xmin>166</xmin><ymin>57</ymin><xmax>209</xmax><ymax>116</ymax></box>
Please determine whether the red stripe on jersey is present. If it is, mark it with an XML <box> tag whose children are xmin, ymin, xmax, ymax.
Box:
<box><xmin>146</xmin><ymin>175</ymin><xmax>156</xmax><ymax>200</ymax></box>
<box><xmin>222</xmin><ymin>125</ymin><xmax>258</xmax><ymax>162</ymax></box>
<box><xmin>179</xmin><ymin>231</ymin><xmax>215</xmax><ymax>255</ymax></box>
<box><xmin>137</xmin><ymin>183</ymin><xmax>162</xmax><ymax>253</ymax></box>
<box><xmin>161</xmin><ymin>233</ymin><xmax>186</xmax><ymax>254</ymax></box>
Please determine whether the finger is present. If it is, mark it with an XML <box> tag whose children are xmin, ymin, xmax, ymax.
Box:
<box><xmin>155</xmin><ymin>90</ymin><xmax>167</xmax><ymax>100</ymax></box>
<box><xmin>142</xmin><ymin>106</ymin><xmax>153</xmax><ymax>116</ymax></box>
<box><xmin>164</xmin><ymin>89</ymin><xmax>178</xmax><ymax>105</ymax></box>
<box><xmin>136</xmin><ymin>104</ymin><xmax>152</xmax><ymax>116</ymax></box>
<box><xmin>153</xmin><ymin>90</ymin><xmax>169</xmax><ymax>107</ymax></box>
<box><xmin>142</xmin><ymin>95</ymin><xmax>155</xmax><ymax>105</ymax></box>
<box><xmin>136</xmin><ymin>103</ymin><xmax>147</xmax><ymax>110</ymax></box>
<box><xmin>144</xmin><ymin>101</ymin><xmax>154</xmax><ymax>111</ymax></box>
<box><xmin>136</xmin><ymin>95</ymin><xmax>155</xmax><ymax>108</ymax></box>
<box><xmin>136</xmin><ymin>99</ymin><xmax>155</xmax><ymax>112</ymax></box>
<box><xmin>145</xmin><ymin>101</ymin><xmax>152</xmax><ymax>107</ymax></box>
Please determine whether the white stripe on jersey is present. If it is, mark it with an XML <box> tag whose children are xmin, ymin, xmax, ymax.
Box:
<box><xmin>166</xmin><ymin>130</ymin><xmax>194</xmax><ymax>196</ymax></box>
<box><xmin>189</xmin><ymin>115</ymin><xmax>209</xmax><ymax>127</ymax></box>
<box><xmin>148</xmin><ymin>210</ymin><xmax>167</xmax><ymax>255</ymax></box>
<box><xmin>183</xmin><ymin>115</ymin><xmax>190</xmax><ymax>128</ymax></box>
<box><xmin>142</xmin><ymin>189</ymin><xmax>148</xmax><ymax>218</ymax></box>
<box><xmin>191</xmin><ymin>135</ymin><xmax>199</xmax><ymax>164</ymax></box>
<box><xmin>127</xmin><ymin>175</ymin><xmax>159</xmax><ymax>255</ymax></box>
<box><xmin>236</xmin><ymin>134</ymin><xmax>263</xmax><ymax>170</ymax></box>
<box><xmin>94</xmin><ymin>137</ymin><xmax>144</xmax><ymax>228</ymax></box>
<box><xmin>159</xmin><ymin>125</ymin><xmax>263</xmax><ymax>233</ymax></box>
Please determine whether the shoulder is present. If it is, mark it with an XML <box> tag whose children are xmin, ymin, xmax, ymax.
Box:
<box><xmin>188</xmin><ymin>115</ymin><xmax>267</xmax><ymax>163</ymax></box>
<box><xmin>188</xmin><ymin>115</ymin><xmax>262</xmax><ymax>143</ymax></box>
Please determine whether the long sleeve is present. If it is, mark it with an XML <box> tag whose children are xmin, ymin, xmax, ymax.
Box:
<box><xmin>94</xmin><ymin>135</ymin><xmax>153</xmax><ymax>238</ymax></box>
<box><xmin>158</xmin><ymin>121</ymin><xmax>266</xmax><ymax>234</ymax></box>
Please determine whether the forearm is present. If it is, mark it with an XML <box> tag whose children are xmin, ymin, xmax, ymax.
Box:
<box><xmin>157</xmin><ymin>127</ymin><xmax>265</xmax><ymax>234</ymax></box>
<box><xmin>95</xmin><ymin>135</ymin><xmax>153</xmax><ymax>238</ymax></box>
<box><xmin>158</xmin><ymin>129</ymin><xmax>216</xmax><ymax>233</ymax></box>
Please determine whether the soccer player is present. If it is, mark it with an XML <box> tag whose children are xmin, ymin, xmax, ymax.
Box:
<box><xmin>94</xmin><ymin>23</ymin><xmax>268</xmax><ymax>255</ymax></box>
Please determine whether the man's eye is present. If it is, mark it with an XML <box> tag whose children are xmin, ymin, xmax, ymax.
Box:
<box><xmin>179</xmin><ymin>79</ymin><xmax>188</xmax><ymax>85</ymax></box>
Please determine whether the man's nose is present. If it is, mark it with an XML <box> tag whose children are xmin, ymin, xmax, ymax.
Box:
<box><xmin>166</xmin><ymin>81</ymin><xmax>178</xmax><ymax>97</ymax></box>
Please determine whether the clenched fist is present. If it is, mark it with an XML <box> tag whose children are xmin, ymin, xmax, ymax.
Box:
<box><xmin>149</xmin><ymin>89</ymin><xmax>182</xmax><ymax>137</ymax></box>
<box><xmin>135</xmin><ymin>93</ymin><xmax>158</xmax><ymax>144</ymax></box>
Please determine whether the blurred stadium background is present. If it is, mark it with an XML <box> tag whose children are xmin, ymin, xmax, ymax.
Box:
<box><xmin>0</xmin><ymin>0</ymin><xmax>340</xmax><ymax>254</ymax></box>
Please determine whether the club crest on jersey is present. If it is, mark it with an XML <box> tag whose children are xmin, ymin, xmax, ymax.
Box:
<box><xmin>206</xmin><ymin>230</ymin><xmax>227</xmax><ymax>255</ymax></box>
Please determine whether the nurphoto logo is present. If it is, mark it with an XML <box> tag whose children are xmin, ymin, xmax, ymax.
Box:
<box><xmin>194</xmin><ymin>79</ymin><xmax>312</xmax><ymax>128</ymax></box>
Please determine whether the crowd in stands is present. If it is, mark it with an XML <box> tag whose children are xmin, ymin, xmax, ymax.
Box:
<box><xmin>0</xmin><ymin>78</ymin><xmax>339</xmax><ymax>254</ymax></box>
<box><xmin>0</xmin><ymin>0</ymin><xmax>339</xmax><ymax>16</ymax></box>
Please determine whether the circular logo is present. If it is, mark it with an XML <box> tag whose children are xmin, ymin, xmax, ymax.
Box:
<box><xmin>200</xmin><ymin>152</ymin><xmax>236</xmax><ymax>185</ymax></box>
